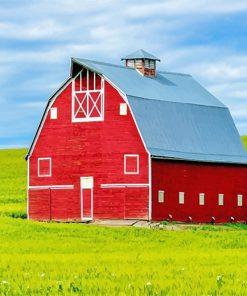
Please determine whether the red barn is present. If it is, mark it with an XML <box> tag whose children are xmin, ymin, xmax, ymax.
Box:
<box><xmin>26</xmin><ymin>49</ymin><xmax>247</xmax><ymax>223</ymax></box>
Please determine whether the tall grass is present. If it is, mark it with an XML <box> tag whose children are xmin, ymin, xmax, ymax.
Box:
<box><xmin>0</xmin><ymin>141</ymin><xmax>246</xmax><ymax>295</ymax></box>
<box><xmin>0</xmin><ymin>217</ymin><xmax>247</xmax><ymax>295</ymax></box>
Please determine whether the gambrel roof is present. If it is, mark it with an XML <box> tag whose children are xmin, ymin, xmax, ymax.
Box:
<box><xmin>26</xmin><ymin>57</ymin><xmax>247</xmax><ymax>164</ymax></box>
<box><xmin>72</xmin><ymin>58</ymin><xmax>247</xmax><ymax>164</ymax></box>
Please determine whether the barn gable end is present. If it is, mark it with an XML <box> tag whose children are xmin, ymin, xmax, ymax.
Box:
<box><xmin>28</xmin><ymin>65</ymin><xmax>150</xmax><ymax>221</ymax></box>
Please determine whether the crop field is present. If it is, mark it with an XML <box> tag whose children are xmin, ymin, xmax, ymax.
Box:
<box><xmin>0</xmin><ymin>142</ymin><xmax>247</xmax><ymax>295</ymax></box>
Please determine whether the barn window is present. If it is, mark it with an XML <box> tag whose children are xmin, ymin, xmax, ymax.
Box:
<box><xmin>124</xmin><ymin>154</ymin><xmax>139</xmax><ymax>174</ymax></box>
<box><xmin>120</xmin><ymin>103</ymin><xmax>127</xmax><ymax>115</ymax></box>
<box><xmin>179</xmin><ymin>192</ymin><xmax>185</xmax><ymax>204</ymax></box>
<box><xmin>72</xmin><ymin>69</ymin><xmax>104</xmax><ymax>122</ymax></box>
<box><xmin>218</xmin><ymin>194</ymin><xmax>224</xmax><ymax>206</ymax></box>
<box><xmin>238</xmin><ymin>194</ymin><xmax>243</xmax><ymax>207</ymax></box>
<box><xmin>199</xmin><ymin>193</ymin><xmax>205</xmax><ymax>205</ymax></box>
<box><xmin>158</xmin><ymin>191</ymin><xmax>164</xmax><ymax>203</ymax></box>
<box><xmin>38</xmin><ymin>158</ymin><xmax>51</xmax><ymax>177</ymax></box>
<box><xmin>50</xmin><ymin>107</ymin><xmax>57</xmax><ymax>119</ymax></box>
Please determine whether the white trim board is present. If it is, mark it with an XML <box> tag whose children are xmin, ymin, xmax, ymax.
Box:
<box><xmin>29</xmin><ymin>185</ymin><xmax>74</xmax><ymax>190</ymax></box>
<box><xmin>101</xmin><ymin>183</ymin><xmax>149</xmax><ymax>188</ymax></box>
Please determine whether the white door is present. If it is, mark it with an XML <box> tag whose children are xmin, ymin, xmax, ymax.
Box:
<box><xmin>80</xmin><ymin>177</ymin><xmax>93</xmax><ymax>220</ymax></box>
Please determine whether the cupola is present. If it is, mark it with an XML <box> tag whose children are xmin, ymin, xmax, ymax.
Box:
<box><xmin>121</xmin><ymin>49</ymin><xmax>160</xmax><ymax>77</ymax></box>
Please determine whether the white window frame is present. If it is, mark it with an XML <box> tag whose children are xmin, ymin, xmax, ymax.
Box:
<box><xmin>72</xmin><ymin>69</ymin><xmax>104</xmax><ymax>122</ymax></box>
<box><xmin>120</xmin><ymin>103</ymin><xmax>127</xmax><ymax>115</ymax></box>
<box><xmin>38</xmin><ymin>157</ymin><xmax>52</xmax><ymax>177</ymax></box>
<box><xmin>218</xmin><ymin>193</ymin><xmax>224</xmax><ymax>206</ymax></box>
<box><xmin>124</xmin><ymin>154</ymin><xmax>139</xmax><ymax>175</ymax></box>
<box><xmin>50</xmin><ymin>107</ymin><xmax>57</xmax><ymax>119</ymax></box>
<box><xmin>179</xmin><ymin>192</ymin><xmax>185</xmax><ymax>204</ymax></box>
<box><xmin>199</xmin><ymin>193</ymin><xmax>205</xmax><ymax>206</ymax></box>
<box><xmin>158</xmin><ymin>190</ymin><xmax>164</xmax><ymax>203</ymax></box>
<box><xmin>238</xmin><ymin>194</ymin><xmax>243</xmax><ymax>207</ymax></box>
<box><xmin>80</xmin><ymin>176</ymin><xmax>94</xmax><ymax>189</ymax></box>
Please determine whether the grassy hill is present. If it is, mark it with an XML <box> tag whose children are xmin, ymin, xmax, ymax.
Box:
<box><xmin>0</xmin><ymin>141</ymin><xmax>247</xmax><ymax>294</ymax></box>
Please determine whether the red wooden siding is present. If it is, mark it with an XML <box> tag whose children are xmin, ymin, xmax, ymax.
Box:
<box><xmin>29</xmin><ymin>70</ymin><xmax>149</xmax><ymax>221</ymax></box>
<box><xmin>152</xmin><ymin>159</ymin><xmax>247</xmax><ymax>222</ymax></box>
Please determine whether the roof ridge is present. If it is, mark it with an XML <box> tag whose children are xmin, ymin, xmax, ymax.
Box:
<box><xmin>73</xmin><ymin>57</ymin><xmax>191</xmax><ymax>77</ymax></box>
<box><xmin>72</xmin><ymin>57</ymin><xmax>130</xmax><ymax>70</ymax></box>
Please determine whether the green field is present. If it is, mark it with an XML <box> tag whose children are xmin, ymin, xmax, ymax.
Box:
<box><xmin>0</xmin><ymin>140</ymin><xmax>247</xmax><ymax>295</ymax></box>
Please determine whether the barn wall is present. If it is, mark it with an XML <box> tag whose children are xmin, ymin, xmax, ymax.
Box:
<box><xmin>152</xmin><ymin>159</ymin><xmax>247</xmax><ymax>223</ymax></box>
<box><xmin>29</xmin><ymin>76</ymin><xmax>149</xmax><ymax>220</ymax></box>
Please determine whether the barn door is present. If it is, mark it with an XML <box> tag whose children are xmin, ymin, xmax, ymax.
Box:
<box><xmin>81</xmin><ymin>177</ymin><xmax>94</xmax><ymax>220</ymax></box>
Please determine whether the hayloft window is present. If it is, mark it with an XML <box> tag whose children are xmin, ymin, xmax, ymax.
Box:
<box><xmin>124</xmin><ymin>154</ymin><xmax>139</xmax><ymax>174</ymax></box>
<box><xmin>72</xmin><ymin>69</ymin><xmax>104</xmax><ymax>122</ymax></box>
<box><xmin>38</xmin><ymin>158</ymin><xmax>51</xmax><ymax>177</ymax></box>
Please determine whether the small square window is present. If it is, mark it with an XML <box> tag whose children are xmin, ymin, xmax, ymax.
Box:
<box><xmin>199</xmin><ymin>193</ymin><xmax>205</xmax><ymax>205</ymax></box>
<box><xmin>238</xmin><ymin>194</ymin><xmax>243</xmax><ymax>207</ymax></box>
<box><xmin>218</xmin><ymin>194</ymin><xmax>224</xmax><ymax>206</ymax></box>
<box><xmin>38</xmin><ymin>158</ymin><xmax>51</xmax><ymax>177</ymax></box>
<box><xmin>158</xmin><ymin>191</ymin><xmax>164</xmax><ymax>203</ymax></box>
<box><xmin>120</xmin><ymin>103</ymin><xmax>127</xmax><ymax>115</ymax></box>
<box><xmin>179</xmin><ymin>192</ymin><xmax>185</xmax><ymax>204</ymax></box>
<box><xmin>124</xmin><ymin>154</ymin><xmax>139</xmax><ymax>174</ymax></box>
<box><xmin>50</xmin><ymin>107</ymin><xmax>57</xmax><ymax>119</ymax></box>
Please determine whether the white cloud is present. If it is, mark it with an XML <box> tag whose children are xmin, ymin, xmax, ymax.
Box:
<box><xmin>125</xmin><ymin>0</ymin><xmax>247</xmax><ymax>17</ymax></box>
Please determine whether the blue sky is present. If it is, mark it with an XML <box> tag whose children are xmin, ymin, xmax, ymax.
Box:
<box><xmin>0</xmin><ymin>0</ymin><xmax>247</xmax><ymax>148</ymax></box>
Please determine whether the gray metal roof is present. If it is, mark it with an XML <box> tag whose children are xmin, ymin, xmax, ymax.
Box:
<box><xmin>121</xmin><ymin>49</ymin><xmax>160</xmax><ymax>61</ymax></box>
<box><xmin>72</xmin><ymin>58</ymin><xmax>247</xmax><ymax>164</ymax></box>
<box><xmin>72</xmin><ymin>58</ymin><xmax>225</xmax><ymax>107</ymax></box>
<box><xmin>128</xmin><ymin>96</ymin><xmax>247</xmax><ymax>164</ymax></box>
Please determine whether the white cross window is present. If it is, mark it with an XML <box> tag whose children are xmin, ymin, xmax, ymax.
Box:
<box><xmin>72</xmin><ymin>69</ymin><xmax>104</xmax><ymax>122</ymax></box>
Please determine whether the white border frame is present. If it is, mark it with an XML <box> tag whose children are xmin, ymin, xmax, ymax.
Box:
<box><xmin>124</xmin><ymin>154</ymin><xmax>139</xmax><ymax>175</ymax></box>
<box><xmin>38</xmin><ymin>157</ymin><xmax>52</xmax><ymax>177</ymax></box>
<box><xmin>29</xmin><ymin>185</ymin><xmax>74</xmax><ymax>190</ymax></box>
<box><xmin>80</xmin><ymin>176</ymin><xmax>93</xmax><ymax>221</ymax></box>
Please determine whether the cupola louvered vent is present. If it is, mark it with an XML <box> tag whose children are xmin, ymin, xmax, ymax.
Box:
<box><xmin>121</xmin><ymin>49</ymin><xmax>160</xmax><ymax>77</ymax></box>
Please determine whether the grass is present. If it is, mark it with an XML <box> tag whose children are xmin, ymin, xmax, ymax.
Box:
<box><xmin>0</xmin><ymin>139</ymin><xmax>246</xmax><ymax>294</ymax></box>
<box><xmin>241</xmin><ymin>136</ymin><xmax>247</xmax><ymax>150</ymax></box>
